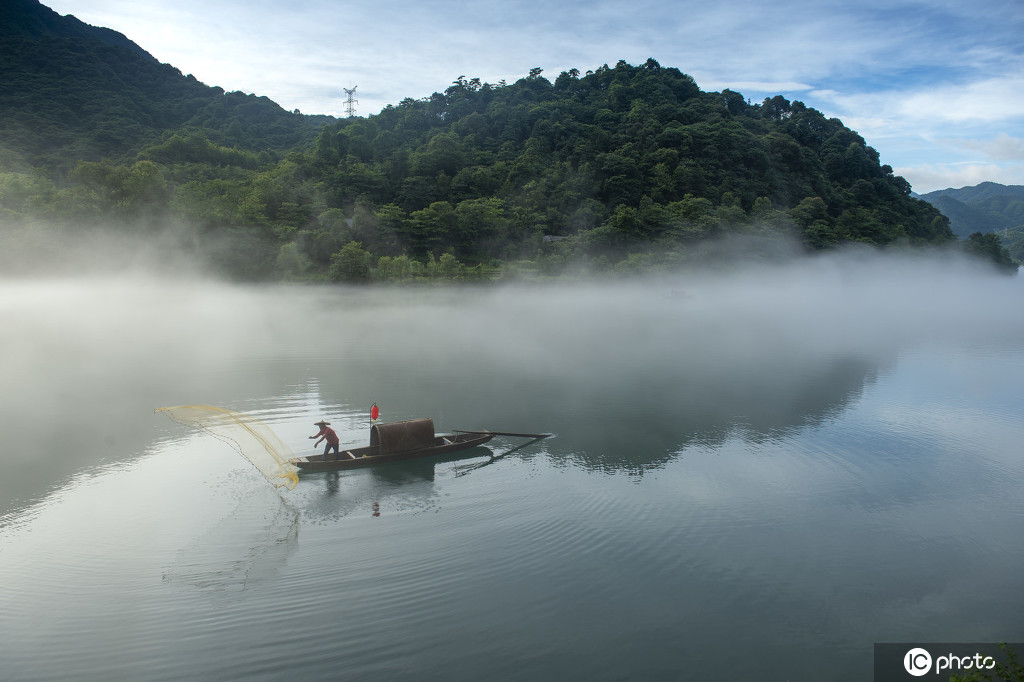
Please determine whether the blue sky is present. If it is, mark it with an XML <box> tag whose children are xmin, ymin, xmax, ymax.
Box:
<box><xmin>43</xmin><ymin>0</ymin><xmax>1024</xmax><ymax>193</ymax></box>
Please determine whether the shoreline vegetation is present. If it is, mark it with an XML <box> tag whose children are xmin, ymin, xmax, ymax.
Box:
<box><xmin>0</xmin><ymin>1</ymin><xmax>1018</xmax><ymax>279</ymax></box>
<box><xmin>0</xmin><ymin>220</ymin><xmax>1013</xmax><ymax>284</ymax></box>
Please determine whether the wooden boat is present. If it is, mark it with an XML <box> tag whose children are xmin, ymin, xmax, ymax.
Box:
<box><xmin>290</xmin><ymin>418</ymin><xmax>494</xmax><ymax>472</ymax></box>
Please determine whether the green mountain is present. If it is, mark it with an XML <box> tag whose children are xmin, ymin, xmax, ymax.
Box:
<box><xmin>285</xmin><ymin>63</ymin><xmax>955</xmax><ymax>260</ymax></box>
<box><xmin>9</xmin><ymin>2</ymin><xmax>1011</xmax><ymax>279</ymax></box>
<box><xmin>0</xmin><ymin>0</ymin><xmax>154</xmax><ymax>58</ymax></box>
<box><xmin>918</xmin><ymin>182</ymin><xmax>1024</xmax><ymax>237</ymax></box>
<box><xmin>0</xmin><ymin>0</ymin><xmax>331</xmax><ymax>172</ymax></box>
<box><xmin>918</xmin><ymin>183</ymin><xmax>1024</xmax><ymax>264</ymax></box>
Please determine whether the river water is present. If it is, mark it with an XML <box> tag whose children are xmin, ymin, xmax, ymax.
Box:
<box><xmin>1</xmin><ymin>254</ymin><xmax>1022</xmax><ymax>681</ymax></box>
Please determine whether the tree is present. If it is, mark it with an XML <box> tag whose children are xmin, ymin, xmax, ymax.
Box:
<box><xmin>375</xmin><ymin>253</ymin><xmax>413</xmax><ymax>281</ymax></box>
<box><xmin>663</xmin><ymin>195</ymin><xmax>717</xmax><ymax>241</ymax></box>
<box><xmin>721</xmin><ymin>89</ymin><xmax>746</xmax><ymax>116</ymax></box>
<box><xmin>328</xmin><ymin>241</ymin><xmax>372</xmax><ymax>282</ymax></box>
<box><xmin>454</xmin><ymin>197</ymin><xmax>508</xmax><ymax>257</ymax></box>
<box><xmin>790</xmin><ymin>196</ymin><xmax>829</xmax><ymax>228</ymax></box>
<box><xmin>407</xmin><ymin>201</ymin><xmax>456</xmax><ymax>255</ymax></box>
<box><xmin>963</xmin><ymin>232</ymin><xmax>1018</xmax><ymax>274</ymax></box>
<box><xmin>120</xmin><ymin>160</ymin><xmax>169</xmax><ymax>214</ymax></box>
<box><xmin>276</xmin><ymin>241</ymin><xmax>310</xmax><ymax>280</ymax></box>
<box><xmin>67</xmin><ymin>159</ymin><xmax>168</xmax><ymax>217</ymax></box>
<box><xmin>0</xmin><ymin>170</ymin><xmax>57</xmax><ymax>217</ymax></box>
<box><xmin>436</xmin><ymin>251</ymin><xmax>463</xmax><ymax>279</ymax></box>
<box><xmin>411</xmin><ymin>132</ymin><xmax>466</xmax><ymax>177</ymax></box>
<box><xmin>761</xmin><ymin>95</ymin><xmax>792</xmax><ymax>121</ymax></box>
<box><xmin>375</xmin><ymin>203</ymin><xmax>407</xmax><ymax>255</ymax></box>
<box><xmin>790</xmin><ymin>196</ymin><xmax>836</xmax><ymax>247</ymax></box>
<box><xmin>304</xmin><ymin>208</ymin><xmax>352</xmax><ymax>265</ymax></box>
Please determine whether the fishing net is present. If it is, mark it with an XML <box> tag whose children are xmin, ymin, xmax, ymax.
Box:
<box><xmin>156</xmin><ymin>405</ymin><xmax>299</xmax><ymax>489</ymax></box>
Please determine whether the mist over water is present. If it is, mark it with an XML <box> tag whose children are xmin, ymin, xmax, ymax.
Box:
<box><xmin>1</xmin><ymin>249</ymin><xmax>1022</xmax><ymax>680</ymax></box>
<box><xmin>1</xmin><ymin>249</ymin><xmax>1019</xmax><ymax>514</ymax></box>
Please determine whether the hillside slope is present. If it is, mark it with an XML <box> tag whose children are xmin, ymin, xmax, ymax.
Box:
<box><xmin>0</xmin><ymin>0</ymin><xmax>154</xmax><ymax>59</ymax></box>
<box><xmin>298</xmin><ymin>61</ymin><xmax>954</xmax><ymax>258</ymax></box>
<box><xmin>0</xmin><ymin>0</ymin><xmax>331</xmax><ymax>171</ymax></box>
<box><xmin>4</xmin><ymin>4</ymin><xmax>992</xmax><ymax>278</ymax></box>
<box><xmin>919</xmin><ymin>182</ymin><xmax>1024</xmax><ymax>238</ymax></box>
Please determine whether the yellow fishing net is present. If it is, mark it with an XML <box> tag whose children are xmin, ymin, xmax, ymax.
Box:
<box><xmin>156</xmin><ymin>405</ymin><xmax>299</xmax><ymax>489</ymax></box>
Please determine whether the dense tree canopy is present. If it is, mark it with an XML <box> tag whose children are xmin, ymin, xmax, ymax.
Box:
<box><xmin>1</xmin><ymin>1</ymin><xmax>1015</xmax><ymax>280</ymax></box>
<box><xmin>175</xmin><ymin>59</ymin><xmax>971</xmax><ymax>278</ymax></box>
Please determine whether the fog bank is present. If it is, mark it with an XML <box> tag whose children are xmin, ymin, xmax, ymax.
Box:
<box><xmin>1</xmin><ymin>248</ymin><xmax>1020</xmax><ymax>513</ymax></box>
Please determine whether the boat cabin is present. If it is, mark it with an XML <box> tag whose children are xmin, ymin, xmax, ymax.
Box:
<box><xmin>369</xmin><ymin>418</ymin><xmax>436</xmax><ymax>454</ymax></box>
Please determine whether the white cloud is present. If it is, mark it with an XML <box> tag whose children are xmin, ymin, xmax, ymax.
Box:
<box><xmin>944</xmin><ymin>133</ymin><xmax>1024</xmax><ymax>162</ymax></box>
<box><xmin>802</xmin><ymin>75</ymin><xmax>1024</xmax><ymax>182</ymax></box>
<box><xmin>896</xmin><ymin>77</ymin><xmax>1024</xmax><ymax>123</ymax></box>
<box><xmin>899</xmin><ymin>163</ymin><xmax>1024</xmax><ymax>194</ymax></box>
<box><xmin>698</xmin><ymin>81</ymin><xmax>815</xmax><ymax>95</ymax></box>
<box><xmin>808</xmin><ymin>76</ymin><xmax>1024</xmax><ymax>139</ymax></box>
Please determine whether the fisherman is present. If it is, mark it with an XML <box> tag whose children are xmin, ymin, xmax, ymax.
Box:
<box><xmin>310</xmin><ymin>420</ymin><xmax>340</xmax><ymax>459</ymax></box>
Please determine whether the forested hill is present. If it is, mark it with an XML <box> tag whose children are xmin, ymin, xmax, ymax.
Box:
<box><xmin>918</xmin><ymin>182</ymin><xmax>1024</xmax><ymax>265</ymax></box>
<box><xmin>6</xmin><ymin>2</ymin><xmax>1008</xmax><ymax>279</ymax></box>
<box><xmin>918</xmin><ymin>183</ymin><xmax>1024</xmax><ymax>237</ymax></box>
<box><xmin>310</xmin><ymin>63</ymin><xmax>953</xmax><ymax>253</ymax></box>
<box><xmin>0</xmin><ymin>0</ymin><xmax>330</xmax><ymax>171</ymax></box>
<box><xmin>0</xmin><ymin>0</ymin><xmax>153</xmax><ymax>59</ymax></box>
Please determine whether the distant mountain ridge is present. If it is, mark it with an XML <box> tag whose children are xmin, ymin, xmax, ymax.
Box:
<box><xmin>918</xmin><ymin>182</ymin><xmax>1024</xmax><ymax>238</ymax></box>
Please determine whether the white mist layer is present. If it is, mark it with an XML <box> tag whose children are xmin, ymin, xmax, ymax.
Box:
<box><xmin>0</xmin><ymin>249</ymin><xmax>1019</xmax><ymax>506</ymax></box>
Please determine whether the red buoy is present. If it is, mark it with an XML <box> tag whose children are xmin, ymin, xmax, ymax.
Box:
<box><xmin>370</xmin><ymin>403</ymin><xmax>379</xmax><ymax>422</ymax></box>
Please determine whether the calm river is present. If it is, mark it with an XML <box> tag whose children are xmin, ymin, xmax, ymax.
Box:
<box><xmin>1</xmin><ymin>253</ymin><xmax>1022</xmax><ymax>681</ymax></box>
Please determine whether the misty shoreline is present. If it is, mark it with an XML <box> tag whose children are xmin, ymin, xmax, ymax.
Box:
<box><xmin>1</xmin><ymin>221</ymin><xmax>1017</xmax><ymax>284</ymax></box>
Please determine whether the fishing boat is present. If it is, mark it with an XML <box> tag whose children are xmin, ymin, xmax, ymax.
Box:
<box><xmin>290</xmin><ymin>418</ymin><xmax>505</xmax><ymax>472</ymax></box>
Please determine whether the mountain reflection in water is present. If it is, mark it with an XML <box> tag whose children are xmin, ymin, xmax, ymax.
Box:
<box><xmin>1</xmin><ymin>258</ymin><xmax>1022</xmax><ymax>681</ymax></box>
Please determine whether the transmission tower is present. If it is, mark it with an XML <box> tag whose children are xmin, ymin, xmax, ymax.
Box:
<box><xmin>342</xmin><ymin>86</ymin><xmax>358</xmax><ymax>118</ymax></box>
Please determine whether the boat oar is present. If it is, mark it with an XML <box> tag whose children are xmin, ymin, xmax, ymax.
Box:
<box><xmin>454</xmin><ymin>435</ymin><xmax>548</xmax><ymax>477</ymax></box>
<box><xmin>454</xmin><ymin>430</ymin><xmax>552</xmax><ymax>439</ymax></box>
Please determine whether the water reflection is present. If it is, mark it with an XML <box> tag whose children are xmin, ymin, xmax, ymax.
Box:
<box><xmin>295</xmin><ymin>348</ymin><xmax>889</xmax><ymax>478</ymax></box>
<box><xmin>5</xmin><ymin>266</ymin><xmax>1019</xmax><ymax>518</ymax></box>
<box><xmin>297</xmin><ymin>445</ymin><xmax>502</xmax><ymax>522</ymax></box>
<box><xmin>2</xmin><ymin>268</ymin><xmax>1023</xmax><ymax>682</ymax></box>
